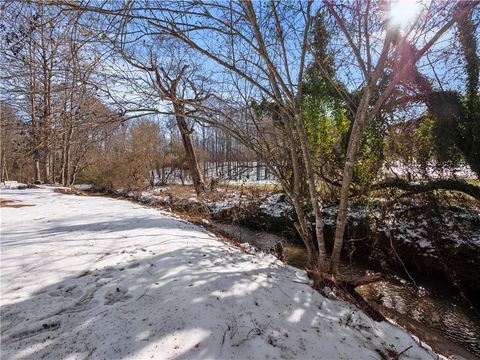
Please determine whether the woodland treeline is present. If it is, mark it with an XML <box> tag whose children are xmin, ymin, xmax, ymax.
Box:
<box><xmin>0</xmin><ymin>0</ymin><xmax>479</xmax><ymax>278</ymax></box>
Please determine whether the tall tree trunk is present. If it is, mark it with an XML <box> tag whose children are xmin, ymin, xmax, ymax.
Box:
<box><xmin>69</xmin><ymin>164</ymin><xmax>78</xmax><ymax>186</ymax></box>
<box><xmin>293</xmin><ymin>110</ymin><xmax>327</xmax><ymax>270</ymax></box>
<box><xmin>284</xmin><ymin>118</ymin><xmax>318</xmax><ymax>267</ymax></box>
<box><xmin>50</xmin><ymin>151</ymin><xmax>56</xmax><ymax>184</ymax></box>
<box><xmin>29</xmin><ymin>46</ymin><xmax>41</xmax><ymax>184</ymax></box>
<box><xmin>256</xmin><ymin>158</ymin><xmax>261</xmax><ymax>181</ymax></box>
<box><xmin>330</xmin><ymin>89</ymin><xmax>372</xmax><ymax>275</ymax></box>
<box><xmin>61</xmin><ymin>133</ymin><xmax>67</xmax><ymax>186</ymax></box>
<box><xmin>42</xmin><ymin>149</ymin><xmax>50</xmax><ymax>184</ymax></box>
<box><xmin>63</xmin><ymin>144</ymin><xmax>71</xmax><ymax>186</ymax></box>
<box><xmin>202</xmin><ymin>125</ymin><xmax>207</xmax><ymax>179</ymax></box>
<box><xmin>62</xmin><ymin>121</ymin><xmax>73</xmax><ymax>186</ymax></box>
<box><xmin>0</xmin><ymin>133</ymin><xmax>7</xmax><ymax>182</ymax></box>
<box><xmin>1</xmin><ymin>147</ymin><xmax>6</xmax><ymax>183</ymax></box>
<box><xmin>33</xmin><ymin>149</ymin><xmax>42</xmax><ymax>183</ymax></box>
<box><xmin>173</xmin><ymin>103</ymin><xmax>205</xmax><ymax>195</ymax></box>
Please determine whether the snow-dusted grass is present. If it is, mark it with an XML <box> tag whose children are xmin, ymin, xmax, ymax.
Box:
<box><xmin>1</xmin><ymin>188</ymin><xmax>439</xmax><ymax>359</ymax></box>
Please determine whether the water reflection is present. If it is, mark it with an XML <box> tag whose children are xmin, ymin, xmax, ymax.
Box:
<box><xmin>357</xmin><ymin>280</ymin><xmax>480</xmax><ymax>356</ymax></box>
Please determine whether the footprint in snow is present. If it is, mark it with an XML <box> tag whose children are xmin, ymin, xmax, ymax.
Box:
<box><xmin>48</xmin><ymin>285</ymin><xmax>82</xmax><ymax>298</ymax></box>
<box><xmin>104</xmin><ymin>287</ymin><xmax>132</xmax><ymax>305</ymax></box>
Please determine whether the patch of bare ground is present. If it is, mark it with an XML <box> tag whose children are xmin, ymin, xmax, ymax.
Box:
<box><xmin>0</xmin><ymin>199</ymin><xmax>35</xmax><ymax>208</ymax></box>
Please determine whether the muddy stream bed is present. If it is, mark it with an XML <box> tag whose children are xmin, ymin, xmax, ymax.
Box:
<box><xmin>213</xmin><ymin>221</ymin><xmax>480</xmax><ymax>358</ymax></box>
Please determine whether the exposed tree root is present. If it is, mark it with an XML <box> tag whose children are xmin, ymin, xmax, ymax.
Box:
<box><xmin>307</xmin><ymin>270</ymin><xmax>385</xmax><ymax>322</ymax></box>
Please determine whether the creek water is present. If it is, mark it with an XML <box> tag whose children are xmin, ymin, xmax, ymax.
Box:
<box><xmin>213</xmin><ymin>221</ymin><xmax>480</xmax><ymax>357</ymax></box>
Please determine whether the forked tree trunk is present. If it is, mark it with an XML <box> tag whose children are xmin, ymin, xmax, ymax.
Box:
<box><xmin>70</xmin><ymin>164</ymin><xmax>78</xmax><ymax>186</ymax></box>
<box><xmin>173</xmin><ymin>103</ymin><xmax>205</xmax><ymax>195</ymax></box>
<box><xmin>290</xmin><ymin>196</ymin><xmax>318</xmax><ymax>267</ymax></box>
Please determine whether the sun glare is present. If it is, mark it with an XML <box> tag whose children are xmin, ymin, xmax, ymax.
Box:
<box><xmin>387</xmin><ymin>0</ymin><xmax>422</xmax><ymax>30</ymax></box>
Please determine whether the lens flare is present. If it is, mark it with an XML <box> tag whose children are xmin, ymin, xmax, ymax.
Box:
<box><xmin>387</xmin><ymin>0</ymin><xmax>422</xmax><ymax>30</ymax></box>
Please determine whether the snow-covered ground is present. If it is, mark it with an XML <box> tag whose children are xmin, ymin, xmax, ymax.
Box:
<box><xmin>383</xmin><ymin>162</ymin><xmax>477</xmax><ymax>180</ymax></box>
<box><xmin>1</xmin><ymin>188</ymin><xmax>440</xmax><ymax>359</ymax></box>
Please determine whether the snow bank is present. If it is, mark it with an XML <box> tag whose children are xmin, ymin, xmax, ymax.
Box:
<box><xmin>209</xmin><ymin>199</ymin><xmax>240</xmax><ymax>216</ymax></box>
<box><xmin>259</xmin><ymin>193</ymin><xmax>293</xmax><ymax>218</ymax></box>
<box><xmin>72</xmin><ymin>184</ymin><xmax>95</xmax><ymax>191</ymax></box>
<box><xmin>1</xmin><ymin>188</ymin><xmax>440</xmax><ymax>359</ymax></box>
<box><xmin>0</xmin><ymin>181</ymin><xmax>27</xmax><ymax>190</ymax></box>
<box><xmin>375</xmin><ymin>205</ymin><xmax>480</xmax><ymax>250</ymax></box>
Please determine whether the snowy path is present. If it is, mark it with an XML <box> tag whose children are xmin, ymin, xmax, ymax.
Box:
<box><xmin>1</xmin><ymin>188</ymin><xmax>438</xmax><ymax>360</ymax></box>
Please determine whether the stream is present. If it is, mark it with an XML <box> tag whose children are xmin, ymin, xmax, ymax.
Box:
<box><xmin>213</xmin><ymin>221</ymin><xmax>480</xmax><ymax>358</ymax></box>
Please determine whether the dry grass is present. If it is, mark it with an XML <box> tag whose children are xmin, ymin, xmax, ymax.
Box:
<box><xmin>0</xmin><ymin>198</ymin><xmax>35</xmax><ymax>208</ymax></box>
<box><xmin>163</xmin><ymin>183</ymin><xmax>281</xmax><ymax>203</ymax></box>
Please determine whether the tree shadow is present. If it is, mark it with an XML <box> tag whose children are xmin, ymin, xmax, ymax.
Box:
<box><xmin>2</xmin><ymin>216</ymin><xmax>199</xmax><ymax>240</ymax></box>
<box><xmin>1</xmin><ymin>189</ymin><xmax>434</xmax><ymax>359</ymax></box>
<box><xmin>1</xmin><ymin>244</ymin><xmax>433</xmax><ymax>360</ymax></box>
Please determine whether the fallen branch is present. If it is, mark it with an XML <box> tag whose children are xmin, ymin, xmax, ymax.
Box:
<box><xmin>369</xmin><ymin>178</ymin><xmax>480</xmax><ymax>201</ymax></box>
<box><xmin>345</xmin><ymin>272</ymin><xmax>382</xmax><ymax>287</ymax></box>
<box><xmin>393</xmin><ymin>345</ymin><xmax>412</xmax><ymax>360</ymax></box>
<box><xmin>136</xmin><ymin>287</ymin><xmax>149</xmax><ymax>301</ymax></box>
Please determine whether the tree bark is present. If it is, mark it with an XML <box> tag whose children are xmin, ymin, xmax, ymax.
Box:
<box><xmin>62</xmin><ymin>121</ymin><xmax>73</xmax><ymax>186</ymax></box>
<box><xmin>283</xmin><ymin>118</ymin><xmax>319</xmax><ymax>267</ymax></box>
<box><xmin>371</xmin><ymin>178</ymin><xmax>480</xmax><ymax>201</ymax></box>
<box><xmin>173</xmin><ymin>103</ymin><xmax>205</xmax><ymax>195</ymax></box>
<box><xmin>33</xmin><ymin>153</ymin><xmax>42</xmax><ymax>184</ymax></box>
<box><xmin>330</xmin><ymin>88</ymin><xmax>372</xmax><ymax>275</ymax></box>
<box><xmin>293</xmin><ymin>110</ymin><xmax>327</xmax><ymax>270</ymax></box>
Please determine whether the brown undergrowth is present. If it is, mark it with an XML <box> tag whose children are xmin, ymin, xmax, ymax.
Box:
<box><xmin>0</xmin><ymin>198</ymin><xmax>35</xmax><ymax>208</ymax></box>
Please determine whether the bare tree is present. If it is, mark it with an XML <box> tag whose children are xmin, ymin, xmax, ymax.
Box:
<box><xmin>0</xmin><ymin>102</ymin><xmax>30</xmax><ymax>182</ymax></box>
<box><xmin>111</xmin><ymin>43</ymin><xmax>208</xmax><ymax>195</ymax></box>
<box><xmin>1</xmin><ymin>1</ymin><xmax>109</xmax><ymax>185</ymax></box>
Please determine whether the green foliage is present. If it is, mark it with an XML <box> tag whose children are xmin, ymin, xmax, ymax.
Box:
<box><xmin>388</xmin><ymin>11</ymin><xmax>480</xmax><ymax>178</ymax></box>
<box><xmin>457</xmin><ymin>97</ymin><xmax>480</xmax><ymax>176</ymax></box>
<box><xmin>250</xmin><ymin>98</ymin><xmax>283</xmax><ymax>127</ymax></box>
<box><xmin>415</xmin><ymin>114</ymin><xmax>436</xmax><ymax>169</ymax></box>
<box><xmin>309</xmin><ymin>9</ymin><xmax>335</xmax><ymax>79</ymax></box>
<box><xmin>303</xmin><ymin>74</ymin><xmax>388</xmax><ymax>187</ymax></box>
<box><xmin>354</xmin><ymin>121</ymin><xmax>386</xmax><ymax>186</ymax></box>
<box><xmin>303</xmin><ymin>93</ymin><xmax>349</xmax><ymax>161</ymax></box>
<box><xmin>451</xmin><ymin>9</ymin><xmax>480</xmax><ymax>177</ymax></box>
<box><xmin>426</xmin><ymin>89</ymin><xmax>480</xmax><ymax>175</ymax></box>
